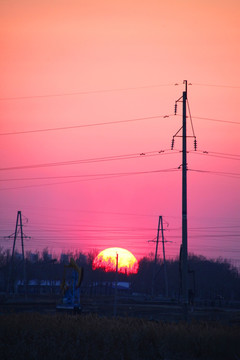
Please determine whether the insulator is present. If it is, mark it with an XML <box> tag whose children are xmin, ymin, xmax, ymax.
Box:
<box><xmin>171</xmin><ymin>138</ymin><xmax>175</xmax><ymax>150</ymax></box>
<box><xmin>194</xmin><ymin>139</ymin><xmax>197</xmax><ymax>151</ymax></box>
<box><xmin>174</xmin><ymin>103</ymin><xmax>177</xmax><ymax>115</ymax></box>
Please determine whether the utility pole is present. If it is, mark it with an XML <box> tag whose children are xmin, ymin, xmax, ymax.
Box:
<box><xmin>182</xmin><ymin>80</ymin><xmax>188</xmax><ymax>320</ymax></box>
<box><xmin>171</xmin><ymin>80</ymin><xmax>195</xmax><ymax>320</ymax></box>
<box><xmin>113</xmin><ymin>252</ymin><xmax>118</xmax><ymax>317</ymax></box>
<box><xmin>150</xmin><ymin>216</ymin><xmax>169</xmax><ymax>298</ymax></box>
<box><xmin>6</xmin><ymin>211</ymin><xmax>30</xmax><ymax>295</ymax></box>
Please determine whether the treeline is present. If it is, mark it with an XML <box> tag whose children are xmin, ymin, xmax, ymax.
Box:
<box><xmin>0</xmin><ymin>247</ymin><xmax>240</xmax><ymax>301</ymax></box>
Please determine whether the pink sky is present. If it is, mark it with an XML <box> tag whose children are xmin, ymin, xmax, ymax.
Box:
<box><xmin>0</xmin><ymin>0</ymin><xmax>240</xmax><ymax>265</ymax></box>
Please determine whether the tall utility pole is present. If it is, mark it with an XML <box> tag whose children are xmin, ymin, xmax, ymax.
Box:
<box><xmin>151</xmin><ymin>216</ymin><xmax>169</xmax><ymax>298</ymax></box>
<box><xmin>6</xmin><ymin>211</ymin><xmax>30</xmax><ymax>295</ymax></box>
<box><xmin>182</xmin><ymin>80</ymin><xmax>188</xmax><ymax>320</ymax></box>
<box><xmin>172</xmin><ymin>80</ymin><xmax>191</xmax><ymax>320</ymax></box>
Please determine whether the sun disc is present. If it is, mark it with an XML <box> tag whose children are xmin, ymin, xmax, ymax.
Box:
<box><xmin>92</xmin><ymin>247</ymin><xmax>138</xmax><ymax>274</ymax></box>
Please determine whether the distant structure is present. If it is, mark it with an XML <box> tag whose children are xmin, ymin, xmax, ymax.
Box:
<box><xmin>150</xmin><ymin>216</ymin><xmax>170</xmax><ymax>298</ymax></box>
<box><xmin>5</xmin><ymin>211</ymin><xmax>30</xmax><ymax>294</ymax></box>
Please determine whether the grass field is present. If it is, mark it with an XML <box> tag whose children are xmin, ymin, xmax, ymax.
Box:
<box><xmin>0</xmin><ymin>313</ymin><xmax>240</xmax><ymax>360</ymax></box>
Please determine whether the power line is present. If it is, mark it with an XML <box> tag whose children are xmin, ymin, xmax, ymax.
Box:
<box><xmin>188</xmin><ymin>225</ymin><xmax>240</xmax><ymax>230</ymax></box>
<box><xmin>189</xmin><ymin>168</ymin><xmax>240</xmax><ymax>178</ymax></box>
<box><xmin>0</xmin><ymin>114</ymin><xmax>173</xmax><ymax>136</ymax></box>
<box><xmin>196</xmin><ymin>150</ymin><xmax>240</xmax><ymax>158</ymax></box>
<box><xmin>192</xmin><ymin>116</ymin><xmax>240</xmax><ymax>125</ymax></box>
<box><xmin>0</xmin><ymin>83</ymin><xmax>174</xmax><ymax>101</ymax></box>
<box><xmin>192</xmin><ymin>83</ymin><xmax>240</xmax><ymax>89</ymax></box>
<box><xmin>175</xmin><ymin>114</ymin><xmax>240</xmax><ymax>125</ymax></box>
<box><xmin>189</xmin><ymin>150</ymin><xmax>240</xmax><ymax>162</ymax></box>
<box><xmin>0</xmin><ymin>149</ymin><xmax>177</xmax><ymax>172</ymax></box>
<box><xmin>0</xmin><ymin>207</ymin><xmax>173</xmax><ymax>219</ymax></box>
<box><xmin>0</xmin><ymin>205</ymin><xmax>238</xmax><ymax>221</ymax></box>
<box><xmin>0</xmin><ymin>167</ymin><xmax>178</xmax><ymax>182</ymax></box>
<box><xmin>2</xmin><ymin>223</ymin><xmax>239</xmax><ymax>233</ymax></box>
<box><xmin>1</xmin><ymin>113</ymin><xmax>239</xmax><ymax>138</ymax></box>
<box><xmin>0</xmin><ymin>168</ymin><xmax>178</xmax><ymax>191</ymax></box>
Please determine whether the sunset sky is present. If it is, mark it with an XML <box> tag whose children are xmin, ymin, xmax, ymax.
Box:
<box><xmin>0</xmin><ymin>0</ymin><xmax>240</xmax><ymax>265</ymax></box>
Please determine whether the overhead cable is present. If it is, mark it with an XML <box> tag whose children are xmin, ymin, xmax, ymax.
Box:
<box><xmin>0</xmin><ymin>83</ymin><xmax>174</xmax><ymax>101</ymax></box>
<box><xmin>0</xmin><ymin>149</ymin><xmax>177</xmax><ymax>172</ymax></box>
<box><xmin>0</xmin><ymin>114</ymin><xmax>172</xmax><ymax>136</ymax></box>
<box><xmin>0</xmin><ymin>168</ymin><xmax>178</xmax><ymax>191</ymax></box>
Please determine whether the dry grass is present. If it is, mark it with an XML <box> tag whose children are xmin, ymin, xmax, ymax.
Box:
<box><xmin>0</xmin><ymin>313</ymin><xmax>239</xmax><ymax>360</ymax></box>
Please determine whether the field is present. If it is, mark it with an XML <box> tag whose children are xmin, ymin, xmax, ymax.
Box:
<box><xmin>1</xmin><ymin>312</ymin><xmax>240</xmax><ymax>360</ymax></box>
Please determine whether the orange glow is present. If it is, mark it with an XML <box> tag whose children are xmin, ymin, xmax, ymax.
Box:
<box><xmin>92</xmin><ymin>247</ymin><xmax>138</xmax><ymax>274</ymax></box>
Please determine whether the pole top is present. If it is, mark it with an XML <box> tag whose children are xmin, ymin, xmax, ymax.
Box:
<box><xmin>183</xmin><ymin>80</ymin><xmax>187</xmax><ymax>98</ymax></box>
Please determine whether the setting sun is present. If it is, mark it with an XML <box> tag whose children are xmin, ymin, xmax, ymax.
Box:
<box><xmin>92</xmin><ymin>247</ymin><xmax>138</xmax><ymax>274</ymax></box>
